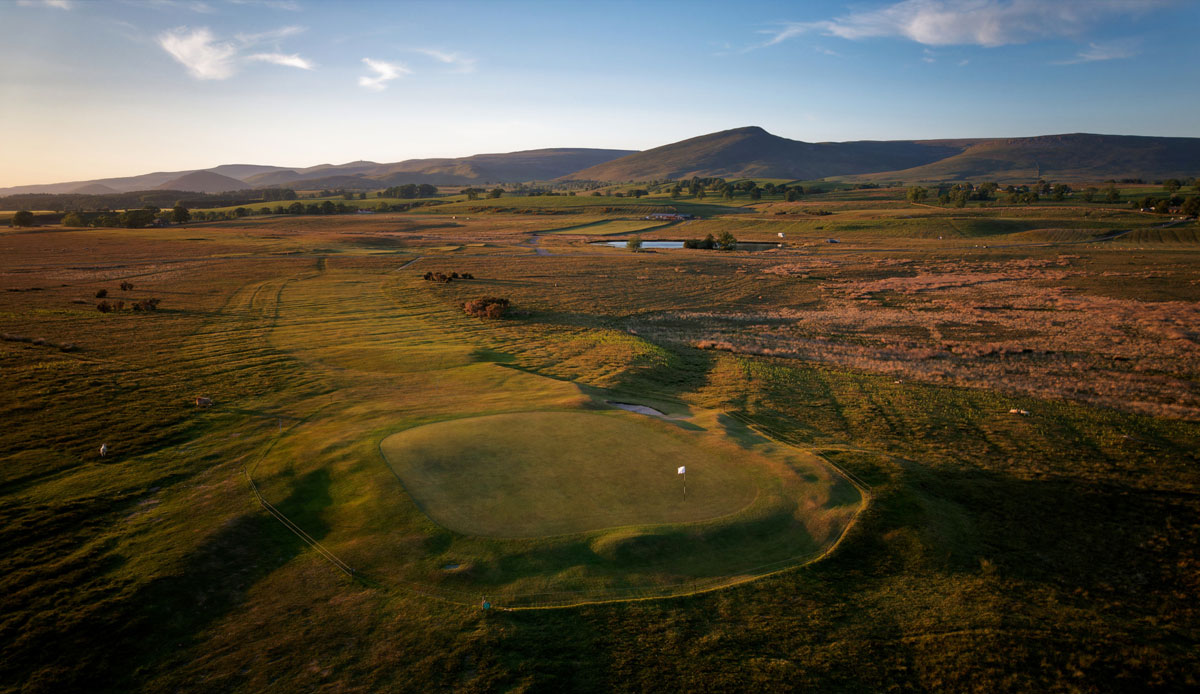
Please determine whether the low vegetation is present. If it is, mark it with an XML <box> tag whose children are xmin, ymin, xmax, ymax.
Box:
<box><xmin>1</xmin><ymin>194</ymin><xmax>1197</xmax><ymax>691</ymax></box>
<box><xmin>462</xmin><ymin>295</ymin><xmax>510</xmax><ymax>318</ymax></box>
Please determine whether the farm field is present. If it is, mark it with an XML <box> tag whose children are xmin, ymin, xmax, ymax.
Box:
<box><xmin>2</xmin><ymin>197</ymin><xmax>1198</xmax><ymax>692</ymax></box>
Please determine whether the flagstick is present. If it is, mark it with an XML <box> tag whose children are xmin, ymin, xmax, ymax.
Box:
<box><xmin>683</xmin><ymin>470</ymin><xmax>687</xmax><ymax>500</ymax></box>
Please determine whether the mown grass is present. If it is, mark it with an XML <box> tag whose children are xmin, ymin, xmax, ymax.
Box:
<box><xmin>1</xmin><ymin>200</ymin><xmax>1197</xmax><ymax>692</ymax></box>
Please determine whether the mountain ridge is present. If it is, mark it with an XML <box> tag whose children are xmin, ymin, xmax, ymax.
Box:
<box><xmin>3</xmin><ymin>128</ymin><xmax>1197</xmax><ymax>195</ymax></box>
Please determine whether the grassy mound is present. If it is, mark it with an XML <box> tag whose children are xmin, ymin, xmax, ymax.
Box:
<box><xmin>379</xmin><ymin>411</ymin><xmax>757</xmax><ymax>537</ymax></box>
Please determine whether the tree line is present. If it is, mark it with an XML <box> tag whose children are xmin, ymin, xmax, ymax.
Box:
<box><xmin>906</xmin><ymin>178</ymin><xmax>1200</xmax><ymax>210</ymax></box>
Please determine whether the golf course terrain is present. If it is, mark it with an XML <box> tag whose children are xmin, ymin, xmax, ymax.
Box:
<box><xmin>2</xmin><ymin>183</ymin><xmax>1197</xmax><ymax>691</ymax></box>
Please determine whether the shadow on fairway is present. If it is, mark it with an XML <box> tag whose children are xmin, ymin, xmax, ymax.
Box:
<box><xmin>4</xmin><ymin>469</ymin><xmax>333</xmax><ymax>694</ymax></box>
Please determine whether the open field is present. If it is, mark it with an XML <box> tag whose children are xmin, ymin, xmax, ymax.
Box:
<box><xmin>2</xmin><ymin>196</ymin><xmax>1198</xmax><ymax>691</ymax></box>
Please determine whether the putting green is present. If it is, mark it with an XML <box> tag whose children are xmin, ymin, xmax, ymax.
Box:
<box><xmin>380</xmin><ymin>410</ymin><xmax>758</xmax><ymax>537</ymax></box>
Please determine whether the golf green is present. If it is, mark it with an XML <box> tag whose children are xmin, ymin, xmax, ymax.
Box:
<box><xmin>379</xmin><ymin>410</ymin><xmax>759</xmax><ymax>537</ymax></box>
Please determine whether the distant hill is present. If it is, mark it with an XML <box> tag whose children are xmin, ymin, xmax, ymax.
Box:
<box><xmin>69</xmin><ymin>182</ymin><xmax>119</xmax><ymax>195</ymax></box>
<box><xmin>155</xmin><ymin>170</ymin><xmax>251</xmax><ymax>193</ymax></box>
<box><xmin>564</xmin><ymin>127</ymin><xmax>1200</xmax><ymax>183</ymax></box>
<box><xmin>855</xmin><ymin>133</ymin><xmax>1200</xmax><ymax>182</ymax></box>
<box><xmin>4</xmin><ymin>130</ymin><xmax>1197</xmax><ymax>195</ymax></box>
<box><xmin>243</xmin><ymin>149</ymin><xmax>638</xmax><ymax>187</ymax></box>
<box><xmin>561</xmin><ymin>127</ymin><xmax>965</xmax><ymax>182</ymax></box>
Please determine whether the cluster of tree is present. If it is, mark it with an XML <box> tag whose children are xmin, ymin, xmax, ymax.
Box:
<box><xmin>0</xmin><ymin>189</ymin><xmax>297</xmax><ymax>215</ymax></box>
<box><xmin>1078</xmin><ymin>186</ymin><xmax>1123</xmax><ymax>203</ymax></box>
<box><xmin>97</xmin><ymin>297</ymin><xmax>159</xmax><ymax>312</ymax></box>
<box><xmin>261</xmin><ymin>188</ymin><xmax>299</xmax><ymax>201</ymax></box>
<box><xmin>908</xmin><ymin>181</ymin><xmax>1148</xmax><ymax>207</ymax></box>
<box><xmin>8</xmin><ymin>210</ymin><xmax>35</xmax><ymax>227</ymax></box>
<box><xmin>69</xmin><ymin>206</ymin><xmax>162</xmax><ymax>228</ymax></box>
<box><xmin>462</xmin><ymin>187</ymin><xmax>506</xmax><ymax>199</ymax></box>
<box><xmin>1132</xmin><ymin>195</ymin><xmax>1199</xmax><ymax>215</ymax></box>
<box><xmin>664</xmin><ymin>178</ymin><xmax>810</xmax><ymax>202</ymax></box>
<box><xmin>422</xmin><ymin>271</ymin><xmax>474</xmax><ymax>282</ymax></box>
<box><xmin>682</xmin><ymin>231</ymin><xmax>737</xmax><ymax>250</ymax></box>
<box><xmin>379</xmin><ymin>184</ymin><xmax>440</xmax><ymax>199</ymax></box>
<box><xmin>1159</xmin><ymin>178</ymin><xmax>1200</xmax><ymax>194</ymax></box>
<box><xmin>908</xmin><ymin>182</ymin><xmax>1001</xmax><ymax>206</ymax></box>
<box><xmin>463</xmin><ymin>296</ymin><xmax>509</xmax><ymax>319</ymax></box>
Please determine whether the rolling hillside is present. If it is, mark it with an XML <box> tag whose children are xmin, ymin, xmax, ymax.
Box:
<box><xmin>242</xmin><ymin>148</ymin><xmax>639</xmax><ymax>187</ymax></box>
<box><xmin>155</xmin><ymin>170</ymin><xmax>251</xmax><ymax>193</ymax></box>
<box><xmin>561</xmin><ymin>127</ymin><xmax>966</xmax><ymax>182</ymax></box>
<box><xmin>857</xmin><ymin>133</ymin><xmax>1200</xmax><ymax>182</ymax></box>
<box><xmin>563</xmin><ymin>127</ymin><xmax>1200</xmax><ymax>183</ymax></box>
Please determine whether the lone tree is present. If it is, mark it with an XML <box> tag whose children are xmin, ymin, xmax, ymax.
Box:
<box><xmin>172</xmin><ymin>205</ymin><xmax>191</xmax><ymax>224</ymax></box>
<box><xmin>906</xmin><ymin>186</ymin><xmax>928</xmax><ymax>203</ymax></box>
<box><xmin>715</xmin><ymin>230</ymin><xmax>737</xmax><ymax>251</ymax></box>
<box><xmin>10</xmin><ymin>210</ymin><xmax>34</xmax><ymax>227</ymax></box>
<box><xmin>488</xmin><ymin>187</ymin><xmax>504</xmax><ymax>199</ymax></box>
<box><xmin>626</xmin><ymin>236</ymin><xmax>643</xmax><ymax>251</ymax></box>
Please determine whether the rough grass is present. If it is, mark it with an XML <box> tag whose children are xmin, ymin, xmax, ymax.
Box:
<box><xmin>1</xmin><ymin>202</ymin><xmax>1197</xmax><ymax>692</ymax></box>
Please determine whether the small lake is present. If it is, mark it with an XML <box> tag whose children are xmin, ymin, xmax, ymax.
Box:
<box><xmin>592</xmin><ymin>240</ymin><xmax>783</xmax><ymax>251</ymax></box>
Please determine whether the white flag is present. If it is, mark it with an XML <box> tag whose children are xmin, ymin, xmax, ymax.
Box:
<box><xmin>677</xmin><ymin>466</ymin><xmax>686</xmax><ymax>475</ymax></box>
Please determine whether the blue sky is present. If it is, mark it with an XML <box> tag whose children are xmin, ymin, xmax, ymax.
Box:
<box><xmin>1</xmin><ymin>0</ymin><xmax>1197</xmax><ymax>186</ymax></box>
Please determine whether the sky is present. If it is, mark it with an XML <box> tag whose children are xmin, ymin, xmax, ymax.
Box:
<box><xmin>1</xmin><ymin>0</ymin><xmax>1198</xmax><ymax>187</ymax></box>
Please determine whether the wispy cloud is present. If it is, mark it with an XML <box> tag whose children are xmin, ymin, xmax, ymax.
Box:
<box><xmin>1054</xmin><ymin>37</ymin><xmax>1141</xmax><ymax>64</ymax></box>
<box><xmin>761</xmin><ymin>0</ymin><xmax>1165</xmax><ymax>49</ymax></box>
<box><xmin>137</xmin><ymin>0</ymin><xmax>216</xmax><ymax>12</ymax></box>
<box><xmin>158</xmin><ymin>25</ymin><xmax>313</xmax><ymax>80</ymax></box>
<box><xmin>235</xmin><ymin>25</ymin><xmax>305</xmax><ymax>45</ymax></box>
<box><xmin>158</xmin><ymin>27</ymin><xmax>238</xmax><ymax>79</ymax></box>
<box><xmin>228</xmin><ymin>0</ymin><xmax>301</xmax><ymax>10</ymax></box>
<box><xmin>414</xmin><ymin>48</ymin><xmax>476</xmax><ymax>73</ymax></box>
<box><xmin>17</xmin><ymin>0</ymin><xmax>73</xmax><ymax>8</ymax></box>
<box><xmin>247</xmin><ymin>52</ymin><xmax>314</xmax><ymax>70</ymax></box>
<box><xmin>359</xmin><ymin>58</ymin><xmax>409</xmax><ymax>91</ymax></box>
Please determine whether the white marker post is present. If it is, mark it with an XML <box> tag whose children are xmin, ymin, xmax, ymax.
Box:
<box><xmin>678</xmin><ymin>465</ymin><xmax>686</xmax><ymax>499</ymax></box>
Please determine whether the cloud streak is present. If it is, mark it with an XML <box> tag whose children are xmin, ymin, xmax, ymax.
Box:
<box><xmin>17</xmin><ymin>0</ymin><xmax>73</xmax><ymax>9</ymax></box>
<box><xmin>247</xmin><ymin>52</ymin><xmax>314</xmax><ymax>70</ymax></box>
<box><xmin>359</xmin><ymin>58</ymin><xmax>409</xmax><ymax>91</ymax></box>
<box><xmin>158</xmin><ymin>25</ymin><xmax>314</xmax><ymax>80</ymax></box>
<box><xmin>762</xmin><ymin>0</ymin><xmax>1164</xmax><ymax>49</ymax></box>
<box><xmin>1054</xmin><ymin>38</ymin><xmax>1141</xmax><ymax>64</ymax></box>
<box><xmin>414</xmin><ymin>48</ymin><xmax>476</xmax><ymax>73</ymax></box>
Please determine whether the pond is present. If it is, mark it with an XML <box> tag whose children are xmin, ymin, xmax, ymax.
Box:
<box><xmin>591</xmin><ymin>240</ymin><xmax>783</xmax><ymax>251</ymax></box>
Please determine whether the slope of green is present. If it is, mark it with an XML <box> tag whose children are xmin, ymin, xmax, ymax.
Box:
<box><xmin>380</xmin><ymin>411</ymin><xmax>758</xmax><ymax>537</ymax></box>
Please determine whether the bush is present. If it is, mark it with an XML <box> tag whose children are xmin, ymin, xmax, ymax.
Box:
<box><xmin>119</xmin><ymin>281</ymin><xmax>134</xmax><ymax>291</ymax></box>
<box><xmin>463</xmin><ymin>296</ymin><xmax>510</xmax><ymax>319</ymax></box>
<box><xmin>95</xmin><ymin>289</ymin><xmax>108</xmax><ymax>298</ymax></box>
<box><xmin>132</xmin><ymin>298</ymin><xmax>161</xmax><ymax>311</ymax></box>
<box><xmin>10</xmin><ymin>210</ymin><xmax>34</xmax><ymax>227</ymax></box>
<box><xmin>422</xmin><ymin>271</ymin><xmax>475</xmax><ymax>282</ymax></box>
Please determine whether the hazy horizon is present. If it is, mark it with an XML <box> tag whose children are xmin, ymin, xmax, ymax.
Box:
<box><xmin>2</xmin><ymin>0</ymin><xmax>1198</xmax><ymax>187</ymax></box>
